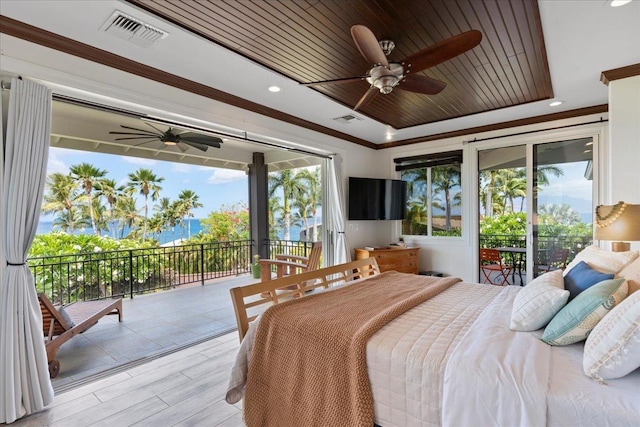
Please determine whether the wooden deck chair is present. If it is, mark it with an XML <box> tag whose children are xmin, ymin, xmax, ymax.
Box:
<box><xmin>480</xmin><ymin>248</ymin><xmax>513</xmax><ymax>286</ymax></box>
<box><xmin>259</xmin><ymin>241</ymin><xmax>322</xmax><ymax>282</ymax></box>
<box><xmin>259</xmin><ymin>241</ymin><xmax>323</xmax><ymax>297</ymax></box>
<box><xmin>38</xmin><ymin>294</ymin><xmax>123</xmax><ymax>378</ymax></box>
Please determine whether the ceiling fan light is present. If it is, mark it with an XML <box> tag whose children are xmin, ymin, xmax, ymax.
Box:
<box><xmin>374</xmin><ymin>75</ymin><xmax>398</xmax><ymax>94</ymax></box>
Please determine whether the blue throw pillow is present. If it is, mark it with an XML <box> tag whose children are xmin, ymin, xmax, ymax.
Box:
<box><xmin>564</xmin><ymin>261</ymin><xmax>614</xmax><ymax>300</ymax></box>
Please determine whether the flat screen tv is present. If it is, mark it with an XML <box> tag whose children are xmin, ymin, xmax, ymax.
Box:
<box><xmin>348</xmin><ymin>177</ymin><xmax>407</xmax><ymax>220</ymax></box>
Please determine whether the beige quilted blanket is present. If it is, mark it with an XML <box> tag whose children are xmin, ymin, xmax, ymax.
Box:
<box><xmin>243</xmin><ymin>271</ymin><xmax>461</xmax><ymax>427</ymax></box>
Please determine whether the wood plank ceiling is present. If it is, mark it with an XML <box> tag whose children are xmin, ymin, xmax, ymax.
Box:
<box><xmin>127</xmin><ymin>0</ymin><xmax>553</xmax><ymax>130</ymax></box>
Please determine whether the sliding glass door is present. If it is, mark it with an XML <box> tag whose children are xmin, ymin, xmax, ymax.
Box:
<box><xmin>478</xmin><ymin>137</ymin><xmax>595</xmax><ymax>285</ymax></box>
<box><xmin>532</xmin><ymin>138</ymin><xmax>594</xmax><ymax>279</ymax></box>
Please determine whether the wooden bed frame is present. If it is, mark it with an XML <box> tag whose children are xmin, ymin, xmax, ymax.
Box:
<box><xmin>229</xmin><ymin>257</ymin><xmax>380</xmax><ymax>341</ymax></box>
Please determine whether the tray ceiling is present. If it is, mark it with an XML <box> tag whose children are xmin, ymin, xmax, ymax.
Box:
<box><xmin>128</xmin><ymin>0</ymin><xmax>553</xmax><ymax>130</ymax></box>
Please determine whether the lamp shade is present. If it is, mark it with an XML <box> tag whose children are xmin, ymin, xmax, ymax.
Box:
<box><xmin>594</xmin><ymin>203</ymin><xmax>640</xmax><ymax>242</ymax></box>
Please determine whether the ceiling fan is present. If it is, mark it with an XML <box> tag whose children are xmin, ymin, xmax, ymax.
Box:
<box><xmin>303</xmin><ymin>25</ymin><xmax>482</xmax><ymax>111</ymax></box>
<box><xmin>109</xmin><ymin>123</ymin><xmax>223</xmax><ymax>152</ymax></box>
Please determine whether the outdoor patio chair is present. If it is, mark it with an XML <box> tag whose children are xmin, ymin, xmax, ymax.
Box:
<box><xmin>537</xmin><ymin>248</ymin><xmax>570</xmax><ymax>274</ymax></box>
<box><xmin>38</xmin><ymin>293</ymin><xmax>123</xmax><ymax>378</ymax></box>
<box><xmin>480</xmin><ymin>248</ymin><xmax>513</xmax><ymax>286</ymax></box>
<box><xmin>259</xmin><ymin>242</ymin><xmax>322</xmax><ymax>297</ymax></box>
<box><xmin>259</xmin><ymin>241</ymin><xmax>322</xmax><ymax>282</ymax></box>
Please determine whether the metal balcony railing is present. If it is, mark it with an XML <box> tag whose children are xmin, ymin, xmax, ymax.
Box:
<box><xmin>28</xmin><ymin>239</ymin><xmax>317</xmax><ymax>305</ymax></box>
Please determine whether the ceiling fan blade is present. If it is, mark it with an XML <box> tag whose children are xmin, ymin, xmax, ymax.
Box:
<box><xmin>398</xmin><ymin>74</ymin><xmax>447</xmax><ymax>95</ymax></box>
<box><xmin>302</xmin><ymin>76</ymin><xmax>369</xmax><ymax>86</ymax></box>
<box><xmin>118</xmin><ymin>125</ymin><xmax>160</xmax><ymax>134</ymax></box>
<box><xmin>351</xmin><ymin>25</ymin><xmax>389</xmax><ymax>68</ymax></box>
<box><xmin>109</xmin><ymin>131</ymin><xmax>159</xmax><ymax>137</ymax></box>
<box><xmin>181</xmin><ymin>140</ymin><xmax>210</xmax><ymax>152</ymax></box>
<box><xmin>176</xmin><ymin>142</ymin><xmax>191</xmax><ymax>153</ymax></box>
<box><xmin>113</xmin><ymin>137</ymin><xmax>159</xmax><ymax>142</ymax></box>
<box><xmin>401</xmin><ymin>30</ymin><xmax>482</xmax><ymax>73</ymax></box>
<box><xmin>353</xmin><ymin>86</ymin><xmax>379</xmax><ymax>111</ymax></box>
<box><xmin>179</xmin><ymin>133</ymin><xmax>223</xmax><ymax>148</ymax></box>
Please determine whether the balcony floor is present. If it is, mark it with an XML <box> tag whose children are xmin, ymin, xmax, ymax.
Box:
<box><xmin>49</xmin><ymin>274</ymin><xmax>258</xmax><ymax>390</ymax></box>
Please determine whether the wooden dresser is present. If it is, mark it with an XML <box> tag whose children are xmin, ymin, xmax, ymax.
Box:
<box><xmin>354</xmin><ymin>246</ymin><xmax>420</xmax><ymax>274</ymax></box>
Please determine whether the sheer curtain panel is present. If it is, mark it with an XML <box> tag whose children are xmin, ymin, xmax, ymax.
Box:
<box><xmin>0</xmin><ymin>77</ymin><xmax>54</xmax><ymax>423</ymax></box>
<box><xmin>326</xmin><ymin>156</ymin><xmax>350</xmax><ymax>266</ymax></box>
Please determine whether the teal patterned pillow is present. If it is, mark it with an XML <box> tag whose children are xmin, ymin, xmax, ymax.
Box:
<box><xmin>541</xmin><ymin>278</ymin><xmax>628</xmax><ymax>346</ymax></box>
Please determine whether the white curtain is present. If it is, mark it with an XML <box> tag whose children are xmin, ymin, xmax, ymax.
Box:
<box><xmin>325</xmin><ymin>155</ymin><xmax>350</xmax><ymax>266</ymax></box>
<box><xmin>0</xmin><ymin>78</ymin><xmax>54</xmax><ymax>424</ymax></box>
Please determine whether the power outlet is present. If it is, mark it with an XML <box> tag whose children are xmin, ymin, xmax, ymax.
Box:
<box><xmin>348</xmin><ymin>222</ymin><xmax>359</xmax><ymax>231</ymax></box>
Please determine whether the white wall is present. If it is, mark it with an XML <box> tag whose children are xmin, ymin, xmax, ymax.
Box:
<box><xmin>607</xmin><ymin>75</ymin><xmax>640</xmax><ymax>251</ymax></box>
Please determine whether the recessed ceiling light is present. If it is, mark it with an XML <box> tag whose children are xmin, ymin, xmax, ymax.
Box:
<box><xmin>267</xmin><ymin>85</ymin><xmax>281</xmax><ymax>93</ymax></box>
<box><xmin>611</xmin><ymin>0</ymin><xmax>632</xmax><ymax>7</ymax></box>
<box><xmin>549</xmin><ymin>100</ymin><xmax>564</xmax><ymax>107</ymax></box>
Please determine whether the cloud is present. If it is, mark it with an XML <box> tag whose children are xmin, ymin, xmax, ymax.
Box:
<box><xmin>171</xmin><ymin>163</ymin><xmax>194</xmax><ymax>173</ymax></box>
<box><xmin>121</xmin><ymin>156</ymin><xmax>157</xmax><ymax>166</ymax></box>
<box><xmin>206</xmin><ymin>169</ymin><xmax>246</xmax><ymax>184</ymax></box>
<box><xmin>46</xmin><ymin>149</ymin><xmax>68</xmax><ymax>174</ymax></box>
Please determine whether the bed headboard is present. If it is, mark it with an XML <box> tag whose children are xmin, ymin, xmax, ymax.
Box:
<box><xmin>229</xmin><ymin>257</ymin><xmax>380</xmax><ymax>341</ymax></box>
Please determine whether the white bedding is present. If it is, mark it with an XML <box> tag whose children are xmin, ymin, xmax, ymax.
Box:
<box><xmin>367</xmin><ymin>282</ymin><xmax>503</xmax><ymax>426</ymax></box>
<box><xmin>443</xmin><ymin>286</ymin><xmax>640</xmax><ymax>427</ymax></box>
<box><xmin>226</xmin><ymin>280</ymin><xmax>640</xmax><ymax>426</ymax></box>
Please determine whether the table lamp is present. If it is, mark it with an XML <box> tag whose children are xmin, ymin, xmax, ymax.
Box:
<box><xmin>594</xmin><ymin>202</ymin><xmax>640</xmax><ymax>252</ymax></box>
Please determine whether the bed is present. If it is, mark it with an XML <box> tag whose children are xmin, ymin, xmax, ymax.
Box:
<box><xmin>226</xmin><ymin>251</ymin><xmax>640</xmax><ymax>427</ymax></box>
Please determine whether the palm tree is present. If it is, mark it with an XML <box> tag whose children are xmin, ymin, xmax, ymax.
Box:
<box><xmin>431</xmin><ymin>165</ymin><xmax>461</xmax><ymax>231</ymax></box>
<box><xmin>42</xmin><ymin>172</ymin><xmax>81</xmax><ymax>233</ymax></box>
<box><xmin>294</xmin><ymin>167</ymin><xmax>321</xmax><ymax>241</ymax></box>
<box><xmin>94</xmin><ymin>178</ymin><xmax>125</xmax><ymax>239</ymax></box>
<box><xmin>154</xmin><ymin>197</ymin><xmax>180</xmax><ymax>244</ymax></box>
<box><xmin>405</xmin><ymin>195</ymin><xmax>428</xmax><ymax>235</ymax></box>
<box><xmin>114</xmin><ymin>195</ymin><xmax>140</xmax><ymax>238</ymax></box>
<box><xmin>292</xmin><ymin>194</ymin><xmax>312</xmax><ymax>241</ymax></box>
<box><xmin>69</xmin><ymin>162</ymin><xmax>107</xmax><ymax>235</ymax></box>
<box><xmin>177</xmin><ymin>189</ymin><xmax>203</xmax><ymax>239</ymax></box>
<box><xmin>268</xmin><ymin>197</ymin><xmax>284</xmax><ymax>239</ymax></box>
<box><xmin>127</xmin><ymin>168</ymin><xmax>164</xmax><ymax>240</ymax></box>
<box><xmin>268</xmin><ymin>169</ymin><xmax>307</xmax><ymax>240</ymax></box>
<box><xmin>52</xmin><ymin>209</ymin><xmax>87</xmax><ymax>233</ymax></box>
<box><xmin>147</xmin><ymin>214</ymin><xmax>165</xmax><ymax>241</ymax></box>
<box><xmin>539</xmin><ymin>203</ymin><xmax>581</xmax><ymax>226</ymax></box>
<box><xmin>536</xmin><ymin>165</ymin><xmax>564</xmax><ymax>186</ymax></box>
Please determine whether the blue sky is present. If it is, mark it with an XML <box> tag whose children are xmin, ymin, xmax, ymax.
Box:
<box><xmin>43</xmin><ymin>147</ymin><xmax>248</xmax><ymax>221</ymax></box>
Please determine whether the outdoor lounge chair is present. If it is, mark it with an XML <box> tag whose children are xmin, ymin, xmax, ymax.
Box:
<box><xmin>38</xmin><ymin>293</ymin><xmax>123</xmax><ymax>378</ymax></box>
<box><xmin>259</xmin><ymin>241</ymin><xmax>322</xmax><ymax>282</ymax></box>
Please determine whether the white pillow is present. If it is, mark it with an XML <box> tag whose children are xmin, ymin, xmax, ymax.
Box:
<box><xmin>563</xmin><ymin>245</ymin><xmax>638</xmax><ymax>276</ymax></box>
<box><xmin>617</xmin><ymin>257</ymin><xmax>640</xmax><ymax>294</ymax></box>
<box><xmin>583</xmin><ymin>289</ymin><xmax>640</xmax><ymax>380</ymax></box>
<box><xmin>510</xmin><ymin>269</ymin><xmax>569</xmax><ymax>331</ymax></box>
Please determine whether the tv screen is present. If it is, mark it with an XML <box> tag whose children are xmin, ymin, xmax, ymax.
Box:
<box><xmin>348</xmin><ymin>177</ymin><xmax>407</xmax><ymax>220</ymax></box>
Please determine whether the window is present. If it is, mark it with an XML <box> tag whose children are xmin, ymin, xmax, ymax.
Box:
<box><xmin>395</xmin><ymin>151</ymin><xmax>463</xmax><ymax>237</ymax></box>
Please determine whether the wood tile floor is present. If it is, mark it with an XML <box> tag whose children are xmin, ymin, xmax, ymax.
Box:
<box><xmin>12</xmin><ymin>332</ymin><xmax>244</xmax><ymax>427</ymax></box>
<box><xmin>50</xmin><ymin>275</ymin><xmax>256</xmax><ymax>389</ymax></box>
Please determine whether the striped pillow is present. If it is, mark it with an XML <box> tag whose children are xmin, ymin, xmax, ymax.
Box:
<box><xmin>510</xmin><ymin>269</ymin><xmax>569</xmax><ymax>331</ymax></box>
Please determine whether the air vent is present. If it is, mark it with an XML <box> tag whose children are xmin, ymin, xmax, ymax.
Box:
<box><xmin>332</xmin><ymin>114</ymin><xmax>364</xmax><ymax>124</ymax></box>
<box><xmin>100</xmin><ymin>11</ymin><xmax>168</xmax><ymax>48</ymax></box>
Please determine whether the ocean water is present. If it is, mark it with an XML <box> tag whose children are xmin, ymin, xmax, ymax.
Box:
<box><xmin>36</xmin><ymin>218</ymin><xmax>314</xmax><ymax>244</ymax></box>
<box><xmin>36</xmin><ymin>219</ymin><xmax>206</xmax><ymax>245</ymax></box>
